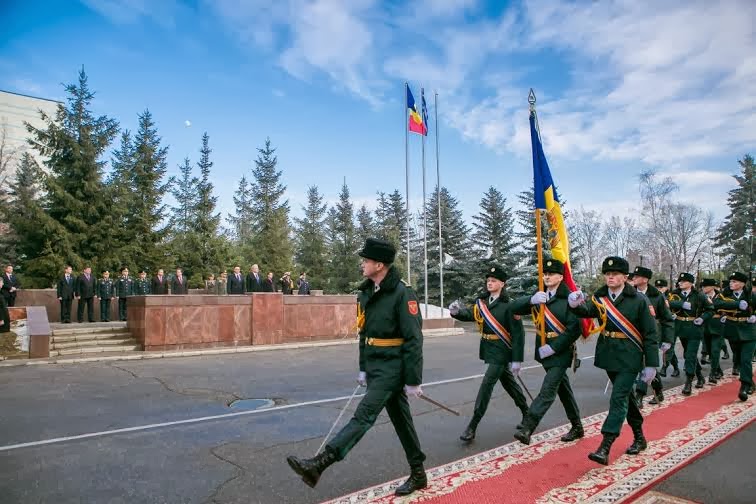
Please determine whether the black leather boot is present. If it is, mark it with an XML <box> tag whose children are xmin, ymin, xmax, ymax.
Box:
<box><xmin>560</xmin><ymin>423</ymin><xmax>584</xmax><ymax>442</ymax></box>
<box><xmin>625</xmin><ymin>425</ymin><xmax>648</xmax><ymax>455</ymax></box>
<box><xmin>738</xmin><ymin>384</ymin><xmax>749</xmax><ymax>402</ymax></box>
<box><xmin>733</xmin><ymin>368</ymin><xmax>740</xmax><ymax>376</ymax></box>
<box><xmin>671</xmin><ymin>366</ymin><xmax>680</xmax><ymax>377</ymax></box>
<box><xmin>459</xmin><ymin>422</ymin><xmax>477</xmax><ymax>442</ymax></box>
<box><xmin>682</xmin><ymin>375</ymin><xmax>693</xmax><ymax>396</ymax></box>
<box><xmin>708</xmin><ymin>374</ymin><xmax>718</xmax><ymax>384</ymax></box>
<box><xmin>394</xmin><ymin>464</ymin><xmax>427</xmax><ymax>496</ymax></box>
<box><xmin>649</xmin><ymin>388</ymin><xmax>664</xmax><ymax>405</ymax></box>
<box><xmin>286</xmin><ymin>447</ymin><xmax>338</xmax><ymax>488</ymax></box>
<box><xmin>721</xmin><ymin>348</ymin><xmax>729</xmax><ymax>360</ymax></box>
<box><xmin>514</xmin><ymin>406</ymin><xmax>528</xmax><ymax>430</ymax></box>
<box><xmin>695</xmin><ymin>372</ymin><xmax>705</xmax><ymax>389</ymax></box>
<box><xmin>659</xmin><ymin>364</ymin><xmax>668</xmax><ymax>378</ymax></box>
<box><xmin>700</xmin><ymin>353</ymin><xmax>709</xmax><ymax>365</ymax></box>
<box><xmin>588</xmin><ymin>433</ymin><xmax>617</xmax><ymax>466</ymax></box>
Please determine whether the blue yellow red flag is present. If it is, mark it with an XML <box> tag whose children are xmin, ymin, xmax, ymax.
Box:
<box><xmin>407</xmin><ymin>85</ymin><xmax>427</xmax><ymax>136</ymax></box>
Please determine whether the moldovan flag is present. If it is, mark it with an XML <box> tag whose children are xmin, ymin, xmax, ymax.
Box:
<box><xmin>407</xmin><ymin>84</ymin><xmax>427</xmax><ymax>136</ymax></box>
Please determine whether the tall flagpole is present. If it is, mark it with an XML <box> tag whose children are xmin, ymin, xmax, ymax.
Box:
<box><xmin>405</xmin><ymin>82</ymin><xmax>411</xmax><ymax>284</ymax></box>
<box><xmin>421</xmin><ymin>88</ymin><xmax>428</xmax><ymax>318</ymax></box>
<box><xmin>435</xmin><ymin>91</ymin><xmax>443</xmax><ymax>314</ymax></box>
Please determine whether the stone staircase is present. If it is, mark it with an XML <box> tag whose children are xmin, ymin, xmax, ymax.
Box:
<box><xmin>49</xmin><ymin>322</ymin><xmax>141</xmax><ymax>357</ymax></box>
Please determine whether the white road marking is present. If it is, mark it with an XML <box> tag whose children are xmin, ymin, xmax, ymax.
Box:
<box><xmin>0</xmin><ymin>356</ymin><xmax>594</xmax><ymax>452</ymax></box>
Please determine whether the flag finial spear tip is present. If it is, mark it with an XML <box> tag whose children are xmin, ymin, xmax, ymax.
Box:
<box><xmin>528</xmin><ymin>88</ymin><xmax>536</xmax><ymax>106</ymax></box>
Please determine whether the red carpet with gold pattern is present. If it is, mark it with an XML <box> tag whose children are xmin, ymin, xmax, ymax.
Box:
<box><xmin>323</xmin><ymin>373</ymin><xmax>754</xmax><ymax>504</ymax></box>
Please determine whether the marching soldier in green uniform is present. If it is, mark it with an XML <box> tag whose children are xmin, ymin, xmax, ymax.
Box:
<box><xmin>115</xmin><ymin>267</ymin><xmax>135</xmax><ymax>321</ymax></box>
<box><xmin>286</xmin><ymin>238</ymin><xmax>428</xmax><ymax>496</ymax></box>
<box><xmin>509</xmin><ymin>259</ymin><xmax>584</xmax><ymax>445</ymax></box>
<box><xmin>701</xmin><ymin>278</ymin><xmax>724</xmax><ymax>382</ymax></box>
<box><xmin>631</xmin><ymin>266</ymin><xmax>675</xmax><ymax>405</ymax></box>
<box><xmin>668</xmin><ymin>272</ymin><xmax>713</xmax><ymax>395</ymax></box>
<box><xmin>134</xmin><ymin>270</ymin><xmax>151</xmax><ymax>296</ymax></box>
<box><xmin>714</xmin><ymin>271</ymin><xmax>756</xmax><ymax>401</ymax></box>
<box><xmin>448</xmin><ymin>264</ymin><xmax>528</xmax><ymax>442</ymax></box>
<box><xmin>97</xmin><ymin>271</ymin><xmax>116</xmax><ymax>322</ymax></box>
<box><xmin>568</xmin><ymin>256</ymin><xmax>659</xmax><ymax>465</ymax></box>
<box><xmin>655</xmin><ymin>279</ymin><xmax>681</xmax><ymax>377</ymax></box>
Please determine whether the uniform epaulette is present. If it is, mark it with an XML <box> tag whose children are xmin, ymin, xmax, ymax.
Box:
<box><xmin>401</xmin><ymin>279</ymin><xmax>412</xmax><ymax>288</ymax></box>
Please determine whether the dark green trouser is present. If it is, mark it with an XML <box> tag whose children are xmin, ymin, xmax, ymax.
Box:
<box><xmin>118</xmin><ymin>298</ymin><xmax>128</xmax><ymax>321</ymax></box>
<box><xmin>100</xmin><ymin>299</ymin><xmax>111</xmax><ymax>322</ymax></box>
<box><xmin>708</xmin><ymin>334</ymin><xmax>723</xmax><ymax>375</ymax></box>
<box><xmin>731</xmin><ymin>340</ymin><xmax>756</xmax><ymax>387</ymax></box>
<box><xmin>680</xmin><ymin>336</ymin><xmax>703</xmax><ymax>378</ymax></box>
<box><xmin>470</xmin><ymin>363</ymin><xmax>528</xmax><ymax>428</ymax></box>
<box><xmin>602</xmin><ymin>371</ymin><xmax>643</xmax><ymax>435</ymax></box>
<box><xmin>327</xmin><ymin>387</ymin><xmax>425</xmax><ymax>466</ymax></box>
<box><xmin>524</xmin><ymin>366</ymin><xmax>580</xmax><ymax>430</ymax></box>
<box><xmin>663</xmin><ymin>336</ymin><xmax>679</xmax><ymax>369</ymax></box>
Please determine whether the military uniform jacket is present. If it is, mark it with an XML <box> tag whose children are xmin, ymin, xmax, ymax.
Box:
<box><xmin>704</xmin><ymin>289</ymin><xmax>723</xmax><ymax>336</ymax></box>
<box><xmin>638</xmin><ymin>284</ymin><xmax>675</xmax><ymax>345</ymax></box>
<box><xmin>714</xmin><ymin>289</ymin><xmax>755</xmax><ymax>342</ymax></box>
<box><xmin>357</xmin><ymin>266</ymin><xmax>423</xmax><ymax>391</ymax></box>
<box><xmin>511</xmin><ymin>282</ymin><xmax>580</xmax><ymax>369</ymax></box>
<box><xmin>452</xmin><ymin>292</ymin><xmax>525</xmax><ymax>365</ymax></box>
<box><xmin>668</xmin><ymin>288</ymin><xmax>713</xmax><ymax>339</ymax></box>
<box><xmin>57</xmin><ymin>275</ymin><xmax>75</xmax><ymax>299</ymax></box>
<box><xmin>116</xmin><ymin>277</ymin><xmax>135</xmax><ymax>297</ymax></box>
<box><xmin>571</xmin><ymin>283</ymin><xmax>659</xmax><ymax>373</ymax></box>
<box><xmin>134</xmin><ymin>279</ymin><xmax>151</xmax><ymax>296</ymax></box>
<box><xmin>97</xmin><ymin>279</ymin><xmax>115</xmax><ymax>298</ymax></box>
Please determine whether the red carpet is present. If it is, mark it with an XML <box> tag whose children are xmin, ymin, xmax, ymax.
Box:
<box><xmin>324</xmin><ymin>373</ymin><xmax>754</xmax><ymax>504</ymax></box>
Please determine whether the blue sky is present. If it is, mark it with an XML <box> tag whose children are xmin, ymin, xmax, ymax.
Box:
<box><xmin>1</xmin><ymin>0</ymin><xmax>754</xmax><ymax>227</ymax></box>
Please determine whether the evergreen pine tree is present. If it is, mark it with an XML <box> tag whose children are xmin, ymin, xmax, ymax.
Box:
<box><xmin>471</xmin><ymin>186</ymin><xmax>520</xmax><ymax>272</ymax></box>
<box><xmin>191</xmin><ymin>133</ymin><xmax>228</xmax><ymax>281</ymax></box>
<box><xmin>3</xmin><ymin>153</ymin><xmax>49</xmax><ymax>285</ymax></box>
<box><xmin>129</xmin><ymin>110</ymin><xmax>170</xmax><ymax>273</ymax></box>
<box><xmin>716</xmin><ymin>154</ymin><xmax>755</xmax><ymax>272</ymax></box>
<box><xmin>418</xmin><ymin>186</ymin><xmax>474</xmax><ymax>304</ymax></box>
<box><xmin>326</xmin><ymin>181</ymin><xmax>359</xmax><ymax>293</ymax></box>
<box><xmin>512</xmin><ymin>187</ymin><xmax>549</xmax><ymax>295</ymax></box>
<box><xmin>294</xmin><ymin>186</ymin><xmax>328</xmax><ymax>288</ymax></box>
<box><xmin>24</xmin><ymin>68</ymin><xmax>119</xmax><ymax>281</ymax></box>
<box><xmin>227</xmin><ymin>175</ymin><xmax>255</xmax><ymax>261</ymax></box>
<box><xmin>355</xmin><ymin>204</ymin><xmax>375</xmax><ymax>245</ymax></box>
<box><xmin>374</xmin><ymin>190</ymin><xmax>407</xmax><ymax>276</ymax></box>
<box><xmin>250</xmin><ymin>138</ymin><xmax>292</xmax><ymax>274</ymax></box>
<box><xmin>168</xmin><ymin>157</ymin><xmax>198</xmax><ymax>234</ymax></box>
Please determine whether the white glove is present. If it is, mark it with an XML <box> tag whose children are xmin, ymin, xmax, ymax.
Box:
<box><xmin>748</xmin><ymin>315</ymin><xmax>756</xmax><ymax>324</ymax></box>
<box><xmin>404</xmin><ymin>384</ymin><xmax>423</xmax><ymax>398</ymax></box>
<box><xmin>510</xmin><ymin>361</ymin><xmax>522</xmax><ymax>377</ymax></box>
<box><xmin>538</xmin><ymin>344</ymin><xmax>556</xmax><ymax>359</ymax></box>
<box><xmin>641</xmin><ymin>367</ymin><xmax>657</xmax><ymax>384</ymax></box>
<box><xmin>530</xmin><ymin>291</ymin><xmax>548</xmax><ymax>305</ymax></box>
<box><xmin>720</xmin><ymin>315</ymin><xmax>727</xmax><ymax>323</ymax></box>
<box><xmin>693</xmin><ymin>317</ymin><xmax>704</xmax><ymax>326</ymax></box>
<box><xmin>448</xmin><ymin>301</ymin><xmax>460</xmax><ymax>316</ymax></box>
<box><xmin>660</xmin><ymin>342</ymin><xmax>672</xmax><ymax>352</ymax></box>
<box><xmin>357</xmin><ymin>371</ymin><xmax>367</xmax><ymax>387</ymax></box>
<box><xmin>739</xmin><ymin>300</ymin><xmax>749</xmax><ymax>310</ymax></box>
<box><xmin>568</xmin><ymin>290</ymin><xmax>585</xmax><ymax>308</ymax></box>
<box><xmin>682</xmin><ymin>301</ymin><xmax>692</xmax><ymax>310</ymax></box>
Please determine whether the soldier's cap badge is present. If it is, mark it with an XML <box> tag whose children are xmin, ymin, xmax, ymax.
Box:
<box><xmin>608</xmin><ymin>260</ymin><xmax>614</xmax><ymax>266</ymax></box>
<box><xmin>491</xmin><ymin>267</ymin><xmax>496</xmax><ymax>272</ymax></box>
<box><xmin>546</xmin><ymin>261</ymin><xmax>552</xmax><ymax>266</ymax></box>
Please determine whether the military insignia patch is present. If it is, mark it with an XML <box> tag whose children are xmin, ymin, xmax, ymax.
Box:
<box><xmin>608</xmin><ymin>260</ymin><xmax>614</xmax><ymax>266</ymax></box>
<box><xmin>649</xmin><ymin>306</ymin><xmax>656</xmax><ymax>317</ymax></box>
<box><xmin>546</xmin><ymin>261</ymin><xmax>552</xmax><ymax>266</ymax></box>
<box><xmin>408</xmin><ymin>300</ymin><xmax>418</xmax><ymax>315</ymax></box>
<box><xmin>490</xmin><ymin>267</ymin><xmax>496</xmax><ymax>272</ymax></box>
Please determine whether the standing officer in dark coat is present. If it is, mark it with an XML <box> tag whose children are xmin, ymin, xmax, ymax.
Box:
<box><xmin>2</xmin><ymin>265</ymin><xmax>19</xmax><ymax>307</ymax></box>
<box><xmin>714</xmin><ymin>271</ymin><xmax>756</xmax><ymax>400</ymax></box>
<box><xmin>701</xmin><ymin>278</ymin><xmax>724</xmax><ymax>382</ymax></box>
<box><xmin>171</xmin><ymin>268</ymin><xmax>188</xmax><ymax>295</ymax></box>
<box><xmin>631</xmin><ymin>266</ymin><xmax>675</xmax><ymax>405</ymax></box>
<box><xmin>151</xmin><ymin>269</ymin><xmax>168</xmax><ymax>295</ymax></box>
<box><xmin>0</xmin><ymin>277</ymin><xmax>10</xmax><ymax>332</ymax></box>
<box><xmin>227</xmin><ymin>266</ymin><xmax>246</xmax><ymax>294</ymax></box>
<box><xmin>115</xmin><ymin>267</ymin><xmax>134</xmax><ymax>321</ymax></box>
<box><xmin>569</xmin><ymin>256</ymin><xmax>659</xmax><ymax>465</ymax></box>
<box><xmin>134</xmin><ymin>270</ymin><xmax>151</xmax><ymax>296</ymax></box>
<box><xmin>449</xmin><ymin>264</ymin><xmax>528</xmax><ymax>442</ymax></box>
<box><xmin>75</xmin><ymin>266</ymin><xmax>97</xmax><ymax>323</ymax></box>
<box><xmin>655</xmin><ymin>279</ymin><xmax>680</xmax><ymax>377</ymax></box>
<box><xmin>510</xmin><ymin>259</ymin><xmax>583</xmax><ymax>445</ymax></box>
<box><xmin>668</xmin><ymin>272</ymin><xmax>713</xmax><ymax>395</ymax></box>
<box><xmin>286</xmin><ymin>238</ymin><xmax>428</xmax><ymax>497</ymax></box>
<box><xmin>246</xmin><ymin>264</ymin><xmax>263</xmax><ymax>293</ymax></box>
<box><xmin>97</xmin><ymin>271</ymin><xmax>116</xmax><ymax>322</ymax></box>
<box><xmin>57</xmin><ymin>265</ymin><xmax>75</xmax><ymax>323</ymax></box>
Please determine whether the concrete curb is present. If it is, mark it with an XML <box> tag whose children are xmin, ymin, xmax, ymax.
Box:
<box><xmin>0</xmin><ymin>328</ymin><xmax>466</xmax><ymax>367</ymax></box>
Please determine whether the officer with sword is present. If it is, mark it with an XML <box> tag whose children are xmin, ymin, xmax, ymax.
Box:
<box><xmin>286</xmin><ymin>238</ymin><xmax>429</xmax><ymax>497</ymax></box>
